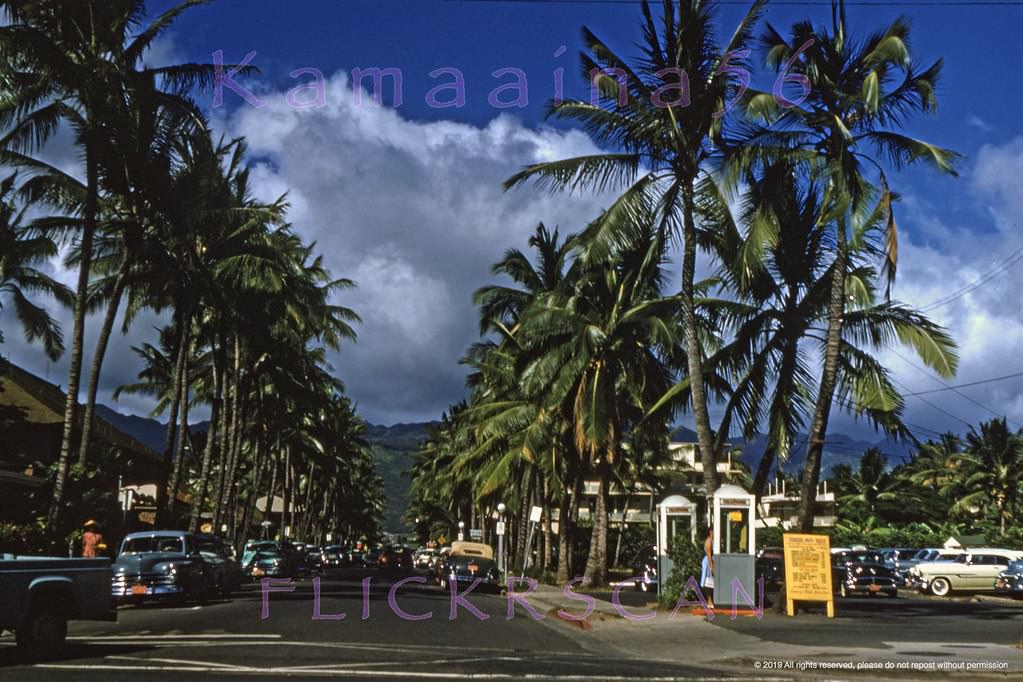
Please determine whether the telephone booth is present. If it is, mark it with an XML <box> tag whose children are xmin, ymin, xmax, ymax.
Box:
<box><xmin>655</xmin><ymin>494</ymin><xmax>696</xmax><ymax>595</ymax></box>
<box><xmin>712</xmin><ymin>484</ymin><xmax>756</xmax><ymax>607</ymax></box>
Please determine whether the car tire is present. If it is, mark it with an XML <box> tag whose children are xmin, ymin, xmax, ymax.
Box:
<box><xmin>16</xmin><ymin>600</ymin><xmax>67</xmax><ymax>649</ymax></box>
<box><xmin>929</xmin><ymin>577</ymin><xmax>951</xmax><ymax>597</ymax></box>
<box><xmin>886</xmin><ymin>590</ymin><xmax>898</xmax><ymax>599</ymax></box>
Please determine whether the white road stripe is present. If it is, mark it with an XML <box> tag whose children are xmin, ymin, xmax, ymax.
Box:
<box><xmin>68</xmin><ymin>633</ymin><xmax>282</xmax><ymax>640</ymax></box>
<box><xmin>33</xmin><ymin>663</ymin><xmax>699</xmax><ymax>679</ymax></box>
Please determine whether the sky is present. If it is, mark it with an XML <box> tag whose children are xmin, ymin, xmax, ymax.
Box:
<box><xmin>4</xmin><ymin>0</ymin><xmax>1023</xmax><ymax>447</ymax></box>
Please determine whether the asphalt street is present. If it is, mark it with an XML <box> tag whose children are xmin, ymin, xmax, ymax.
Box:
<box><xmin>4</xmin><ymin>569</ymin><xmax>1023</xmax><ymax>680</ymax></box>
<box><xmin>0</xmin><ymin>568</ymin><xmax>717</xmax><ymax>680</ymax></box>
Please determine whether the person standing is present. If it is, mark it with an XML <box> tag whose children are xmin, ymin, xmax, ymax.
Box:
<box><xmin>701</xmin><ymin>525</ymin><xmax>715</xmax><ymax>609</ymax></box>
<box><xmin>81</xmin><ymin>520</ymin><xmax>104</xmax><ymax>558</ymax></box>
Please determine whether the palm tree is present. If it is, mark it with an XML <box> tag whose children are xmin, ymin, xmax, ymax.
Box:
<box><xmin>505</xmin><ymin>0</ymin><xmax>767</xmax><ymax>498</ymax></box>
<box><xmin>740</xmin><ymin>0</ymin><xmax>960</xmax><ymax>531</ymax></box>
<box><xmin>833</xmin><ymin>447</ymin><xmax>904</xmax><ymax>522</ymax></box>
<box><xmin>955</xmin><ymin>419</ymin><xmax>1022</xmax><ymax>534</ymax></box>
<box><xmin>0</xmin><ymin>172</ymin><xmax>72</xmax><ymax>359</ymax></box>
<box><xmin>515</xmin><ymin>215</ymin><xmax>679</xmax><ymax>586</ymax></box>
<box><xmin>0</xmin><ymin>0</ymin><xmax>223</xmax><ymax>531</ymax></box>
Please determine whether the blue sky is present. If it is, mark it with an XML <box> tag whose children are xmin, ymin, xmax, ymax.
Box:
<box><xmin>7</xmin><ymin>0</ymin><xmax>1023</xmax><ymax>445</ymax></box>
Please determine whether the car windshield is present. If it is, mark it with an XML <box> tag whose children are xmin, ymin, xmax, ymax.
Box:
<box><xmin>897</xmin><ymin>550</ymin><xmax>918</xmax><ymax>560</ymax></box>
<box><xmin>1007</xmin><ymin>560</ymin><xmax>1023</xmax><ymax>573</ymax></box>
<box><xmin>122</xmin><ymin>536</ymin><xmax>183</xmax><ymax>554</ymax></box>
<box><xmin>256</xmin><ymin>550</ymin><xmax>282</xmax><ymax>561</ymax></box>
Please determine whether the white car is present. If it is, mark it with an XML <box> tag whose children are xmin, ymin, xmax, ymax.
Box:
<box><xmin>909</xmin><ymin>548</ymin><xmax>1023</xmax><ymax>596</ymax></box>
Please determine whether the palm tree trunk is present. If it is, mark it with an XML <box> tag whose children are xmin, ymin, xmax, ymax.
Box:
<box><xmin>47</xmin><ymin>139</ymin><xmax>99</xmax><ymax>533</ymax></box>
<box><xmin>681</xmin><ymin>186</ymin><xmax>720</xmax><ymax>501</ymax></box>
<box><xmin>157</xmin><ymin>319</ymin><xmax>189</xmax><ymax>527</ymax></box>
<box><xmin>189</xmin><ymin>362</ymin><xmax>222</xmax><ymax>533</ymax></box>
<box><xmin>165</xmin><ymin>366</ymin><xmax>191</xmax><ymax>525</ymax></box>
<box><xmin>542</xmin><ymin>478</ymin><xmax>552</xmax><ymax>574</ymax></box>
<box><xmin>211</xmin><ymin>361</ymin><xmax>232</xmax><ymax>531</ymax></box>
<box><xmin>798</xmin><ymin>236</ymin><xmax>848</xmax><ymax>532</ymax></box>
<box><xmin>613</xmin><ymin>492</ymin><xmax>630</xmax><ymax>568</ymax></box>
<box><xmin>556</xmin><ymin>479</ymin><xmax>572</xmax><ymax>584</ymax></box>
<box><xmin>77</xmin><ymin>265</ymin><xmax>129</xmax><ymax>468</ymax></box>
<box><xmin>583</xmin><ymin>473</ymin><xmax>609</xmax><ymax>587</ymax></box>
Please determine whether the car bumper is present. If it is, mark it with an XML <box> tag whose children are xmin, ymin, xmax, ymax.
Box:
<box><xmin>842</xmin><ymin>580</ymin><xmax>897</xmax><ymax>593</ymax></box>
<box><xmin>112</xmin><ymin>577</ymin><xmax>187</xmax><ymax>599</ymax></box>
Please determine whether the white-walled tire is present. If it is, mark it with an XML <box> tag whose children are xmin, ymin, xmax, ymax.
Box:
<box><xmin>929</xmin><ymin>577</ymin><xmax>952</xmax><ymax>597</ymax></box>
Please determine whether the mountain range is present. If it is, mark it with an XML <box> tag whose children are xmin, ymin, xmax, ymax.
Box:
<box><xmin>95</xmin><ymin>404</ymin><xmax>917</xmax><ymax>531</ymax></box>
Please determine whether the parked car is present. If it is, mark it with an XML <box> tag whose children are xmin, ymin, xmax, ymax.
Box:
<box><xmin>995</xmin><ymin>560</ymin><xmax>1023</xmax><ymax>598</ymax></box>
<box><xmin>322</xmin><ymin>545</ymin><xmax>346</xmax><ymax>569</ymax></box>
<box><xmin>0</xmin><ymin>554</ymin><xmax>116</xmax><ymax>648</ymax></box>
<box><xmin>195</xmin><ymin>535</ymin><xmax>242</xmax><ymax>597</ymax></box>
<box><xmin>305</xmin><ymin>546</ymin><xmax>324</xmax><ymax>574</ymax></box>
<box><xmin>756</xmin><ymin>556</ymin><xmax>785</xmax><ymax>591</ymax></box>
<box><xmin>631</xmin><ymin>548</ymin><xmax>657</xmax><ymax>592</ymax></box>
<box><xmin>245</xmin><ymin>547</ymin><xmax>291</xmax><ymax>579</ymax></box>
<box><xmin>379</xmin><ymin>546</ymin><xmax>415</xmax><ymax>575</ymax></box>
<box><xmin>437</xmin><ymin>541</ymin><xmax>501</xmax><ymax>593</ymax></box>
<box><xmin>909</xmin><ymin>548</ymin><xmax>1023</xmax><ymax>596</ymax></box>
<box><xmin>111</xmin><ymin>531</ymin><xmax>213</xmax><ymax>605</ymax></box>
<box><xmin>414</xmin><ymin>547</ymin><xmax>439</xmax><ymax>570</ymax></box>
<box><xmin>832</xmin><ymin>550</ymin><xmax>899</xmax><ymax>598</ymax></box>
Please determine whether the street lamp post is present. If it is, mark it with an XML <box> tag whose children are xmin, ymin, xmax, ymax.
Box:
<box><xmin>496</xmin><ymin>503</ymin><xmax>506</xmax><ymax>576</ymax></box>
<box><xmin>457</xmin><ymin>521</ymin><xmax>465</xmax><ymax>542</ymax></box>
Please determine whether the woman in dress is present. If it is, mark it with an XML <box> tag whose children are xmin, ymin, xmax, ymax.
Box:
<box><xmin>701</xmin><ymin>525</ymin><xmax>714</xmax><ymax>609</ymax></box>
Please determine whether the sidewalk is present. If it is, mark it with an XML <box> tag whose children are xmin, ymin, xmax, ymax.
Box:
<box><xmin>518</xmin><ymin>582</ymin><xmax>1023</xmax><ymax>678</ymax></box>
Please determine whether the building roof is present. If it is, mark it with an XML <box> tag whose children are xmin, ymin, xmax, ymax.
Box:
<box><xmin>0</xmin><ymin>360</ymin><xmax>161</xmax><ymax>465</ymax></box>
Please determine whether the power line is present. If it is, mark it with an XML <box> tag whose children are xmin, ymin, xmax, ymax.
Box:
<box><xmin>891</xmin><ymin>349</ymin><xmax>1017</xmax><ymax>426</ymax></box>
<box><xmin>920</xmin><ymin>244</ymin><xmax>1023</xmax><ymax>312</ymax></box>
<box><xmin>903</xmin><ymin>370</ymin><xmax>1023</xmax><ymax>396</ymax></box>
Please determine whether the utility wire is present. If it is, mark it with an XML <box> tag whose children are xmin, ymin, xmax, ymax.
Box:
<box><xmin>919</xmin><ymin>244</ymin><xmax>1023</xmax><ymax>311</ymax></box>
<box><xmin>891</xmin><ymin>349</ymin><xmax>1017</xmax><ymax>426</ymax></box>
<box><xmin>903</xmin><ymin>370</ymin><xmax>1023</xmax><ymax>396</ymax></box>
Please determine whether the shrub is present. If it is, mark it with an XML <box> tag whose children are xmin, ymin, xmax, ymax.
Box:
<box><xmin>657</xmin><ymin>537</ymin><xmax>704</xmax><ymax>608</ymax></box>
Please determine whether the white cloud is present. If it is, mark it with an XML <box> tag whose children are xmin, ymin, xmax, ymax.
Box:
<box><xmin>220</xmin><ymin>71</ymin><xmax>612</xmax><ymax>423</ymax></box>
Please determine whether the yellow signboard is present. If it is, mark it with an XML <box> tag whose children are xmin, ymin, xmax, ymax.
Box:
<box><xmin>782</xmin><ymin>533</ymin><xmax>834</xmax><ymax>618</ymax></box>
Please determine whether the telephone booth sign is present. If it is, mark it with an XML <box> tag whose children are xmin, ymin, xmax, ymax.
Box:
<box><xmin>711</xmin><ymin>484</ymin><xmax>756</xmax><ymax>608</ymax></box>
<box><xmin>655</xmin><ymin>494</ymin><xmax>696</xmax><ymax>595</ymax></box>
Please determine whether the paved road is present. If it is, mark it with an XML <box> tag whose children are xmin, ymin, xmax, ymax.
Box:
<box><xmin>0</xmin><ymin>568</ymin><xmax>717</xmax><ymax>680</ymax></box>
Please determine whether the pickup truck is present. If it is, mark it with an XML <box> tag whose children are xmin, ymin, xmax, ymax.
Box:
<box><xmin>0</xmin><ymin>554</ymin><xmax>117</xmax><ymax>648</ymax></box>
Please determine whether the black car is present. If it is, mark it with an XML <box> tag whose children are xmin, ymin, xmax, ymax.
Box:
<box><xmin>305</xmin><ymin>546</ymin><xmax>324</xmax><ymax>574</ymax></box>
<box><xmin>195</xmin><ymin>535</ymin><xmax>242</xmax><ymax>597</ymax></box>
<box><xmin>379</xmin><ymin>546</ymin><xmax>415</xmax><ymax>576</ymax></box>
<box><xmin>832</xmin><ymin>550</ymin><xmax>899</xmax><ymax>598</ymax></box>
<box><xmin>112</xmin><ymin>531</ymin><xmax>213</xmax><ymax>604</ymax></box>
<box><xmin>756</xmin><ymin>556</ymin><xmax>785</xmax><ymax>591</ymax></box>
<box><xmin>322</xmin><ymin>545</ymin><xmax>347</xmax><ymax>569</ymax></box>
<box><xmin>437</xmin><ymin>542</ymin><xmax>501</xmax><ymax>593</ymax></box>
<box><xmin>995</xmin><ymin>560</ymin><xmax>1023</xmax><ymax>597</ymax></box>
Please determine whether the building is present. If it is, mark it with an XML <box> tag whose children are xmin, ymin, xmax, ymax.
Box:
<box><xmin>0</xmin><ymin>360</ymin><xmax>165</xmax><ymax>526</ymax></box>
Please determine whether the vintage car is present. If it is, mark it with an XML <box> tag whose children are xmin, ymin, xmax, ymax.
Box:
<box><xmin>195</xmin><ymin>534</ymin><xmax>242</xmax><ymax>596</ymax></box>
<box><xmin>1</xmin><ymin>554</ymin><xmax>117</xmax><ymax>648</ymax></box>
<box><xmin>111</xmin><ymin>531</ymin><xmax>213</xmax><ymax>604</ymax></box>
<box><xmin>437</xmin><ymin>541</ymin><xmax>501</xmax><ymax>593</ymax></box>
<box><xmin>995</xmin><ymin>560</ymin><xmax>1023</xmax><ymax>598</ymax></box>
<box><xmin>832</xmin><ymin>550</ymin><xmax>899</xmax><ymax>598</ymax></box>
<box><xmin>379</xmin><ymin>545</ymin><xmax>415</xmax><ymax>575</ymax></box>
<box><xmin>908</xmin><ymin>548</ymin><xmax>1023</xmax><ymax>596</ymax></box>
